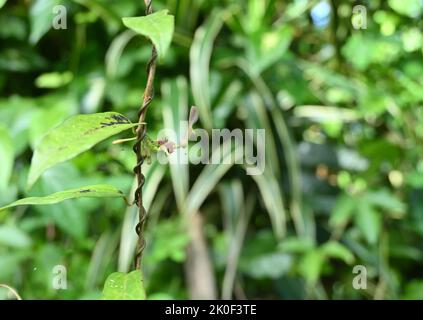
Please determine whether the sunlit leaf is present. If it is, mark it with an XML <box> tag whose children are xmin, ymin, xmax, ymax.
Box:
<box><xmin>35</xmin><ymin>71</ymin><xmax>73</xmax><ymax>88</ymax></box>
<box><xmin>27</xmin><ymin>112</ymin><xmax>138</xmax><ymax>188</ymax></box>
<box><xmin>0</xmin><ymin>184</ymin><xmax>126</xmax><ymax>212</ymax></box>
<box><xmin>29</xmin><ymin>0</ymin><xmax>61</xmax><ymax>44</ymax></box>
<box><xmin>29</xmin><ymin>99</ymin><xmax>75</xmax><ymax>148</ymax></box>
<box><xmin>102</xmin><ymin>270</ymin><xmax>146</xmax><ymax>300</ymax></box>
<box><xmin>122</xmin><ymin>10</ymin><xmax>174</xmax><ymax>60</ymax></box>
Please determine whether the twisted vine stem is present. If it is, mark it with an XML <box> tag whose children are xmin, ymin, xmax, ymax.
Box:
<box><xmin>133</xmin><ymin>0</ymin><xmax>157</xmax><ymax>269</ymax></box>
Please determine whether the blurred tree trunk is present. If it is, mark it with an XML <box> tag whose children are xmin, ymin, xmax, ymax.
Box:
<box><xmin>184</xmin><ymin>212</ymin><xmax>217</xmax><ymax>299</ymax></box>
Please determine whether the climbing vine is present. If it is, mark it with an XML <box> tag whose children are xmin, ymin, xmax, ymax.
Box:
<box><xmin>0</xmin><ymin>0</ymin><xmax>174</xmax><ymax>300</ymax></box>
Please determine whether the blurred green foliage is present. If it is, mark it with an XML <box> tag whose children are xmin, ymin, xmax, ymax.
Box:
<box><xmin>1</xmin><ymin>0</ymin><xmax>423</xmax><ymax>300</ymax></box>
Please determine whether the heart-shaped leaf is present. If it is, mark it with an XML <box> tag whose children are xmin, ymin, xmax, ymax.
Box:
<box><xmin>27</xmin><ymin>112</ymin><xmax>138</xmax><ymax>188</ymax></box>
<box><xmin>102</xmin><ymin>270</ymin><xmax>146</xmax><ymax>300</ymax></box>
<box><xmin>122</xmin><ymin>10</ymin><xmax>174</xmax><ymax>60</ymax></box>
<box><xmin>0</xmin><ymin>184</ymin><xmax>127</xmax><ymax>212</ymax></box>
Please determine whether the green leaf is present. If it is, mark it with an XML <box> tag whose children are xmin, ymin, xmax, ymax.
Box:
<box><xmin>102</xmin><ymin>270</ymin><xmax>146</xmax><ymax>300</ymax></box>
<box><xmin>218</xmin><ymin>180</ymin><xmax>244</xmax><ymax>234</ymax></box>
<box><xmin>122</xmin><ymin>10</ymin><xmax>174</xmax><ymax>60</ymax></box>
<box><xmin>29</xmin><ymin>98</ymin><xmax>75</xmax><ymax>148</ymax></box>
<box><xmin>389</xmin><ymin>0</ymin><xmax>423</xmax><ymax>18</ymax></box>
<box><xmin>244</xmin><ymin>93</ymin><xmax>288</xmax><ymax>239</ymax></box>
<box><xmin>355</xmin><ymin>202</ymin><xmax>381</xmax><ymax>245</ymax></box>
<box><xmin>0</xmin><ymin>253</ymin><xmax>28</xmax><ymax>281</ymax></box>
<box><xmin>190</xmin><ymin>9</ymin><xmax>223</xmax><ymax>130</ymax></box>
<box><xmin>271</xmin><ymin>106</ymin><xmax>305</xmax><ymax>236</ymax></box>
<box><xmin>29</xmin><ymin>0</ymin><xmax>61</xmax><ymax>44</ymax></box>
<box><xmin>185</xmin><ymin>138</ymin><xmax>244</xmax><ymax>216</ymax></box>
<box><xmin>279</xmin><ymin>237</ymin><xmax>315</xmax><ymax>253</ymax></box>
<box><xmin>212</xmin><ymin>80</ymin><xmax>243</xmax><ymax>128</ymax></box>
<box><xmin>27</xmin><ymin>112</ymin><xmax>138</xmax><ymax>188</ymax></box>
<box><xmin>105</xmin><ymin>30</ymin><xmax>137</xmax><ymax>79</ymax></box>
<box><xmin>364</xmin><ymin>189</ymin><xmax>406</xmax><ymax>215</ymax></box>
<box><xmin>320</xmin><ymin>241</ymin><xmax>355</xmax><ymax>265</ymax></box>
<box><xmin>284</xmin><ymin>0</ymin><xmax>310</xmax><ymax>20</ymax></box>
<box><xmin>219</xmin><ymin>180</ymin><xmax>252</xmax><ymax>300</ymax></box>
<box><xmin>147</xmin><ymin>218</ymin><xmax>190</xmax><ymax>264</ymax></box>
<box><xmin>0</xmin><ymin>125</ymin><xmax>14</xmax><ymax>189</ymax></box>
<box><xmin>252</xmin><ymin>173</ymin><xmax>287</xmax><ymax>240</ymax></box>
<box><xmin>0</xmin><ymin>184</ymin><xmax>126</xmax><ymax>212</ymax></box>
<box><xmin>342</xmin><ymin>33</ymin><xmax>401</xmax><ymax>71</ymax></box>
<box><xmin>244</xmin><ymin>92</ymin><xmax>280</xmax><ymax>177</ymax></box>
<box><xmin>0</xmin><ymin>225</ymin><xmax>32</xmax><ymax>248</ymax></box>
<box><xmin>35</xmin><ymin>71</ymin><xmax>73</xmax><ymax>88</ymax></box>
<box><xmin>162</xmin><ymin>76</ymin><xmax>189</xmax><ymax>211</ymax></box>
<box><xmin>251</xmin><ymin>25</ymin><xmax>293</xmax><ymax>75</ymax></box>
<box><xmin>329</xmin><ymin>193</ymin><xmax>356</xmax><ymax>228</ymax></box>
<box><xmin>28</xmin><ymin>164</ymin><xmax>92</xmax><ymax>240</ymax></box>
<box><xmin>406</xmin><ymin>171</ymin><xmax>423</xmax><ymax>188</ymax></box>
<box><xmin>0</xmin><ymin>0</ymin><xmax>7</xmax><ymax>10</ymax></box>
<box><xmin>294</xmin><ymin>106</ymin><xmax>359</xmax><ymax>123</ymax></box>
<box><xmin>298</xmin><ymin>249</ymin><xmax>325</xmax><ymax>285</ymax></box>
<box><xmin>241</xmin><ymin>253</ymin><xmax>292</xmax><ymax>279</ymax></box>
